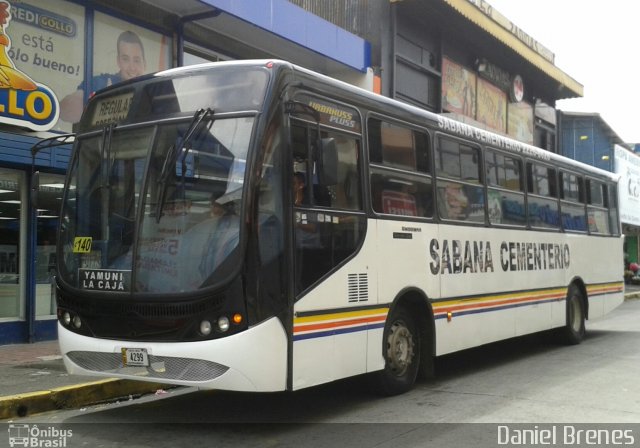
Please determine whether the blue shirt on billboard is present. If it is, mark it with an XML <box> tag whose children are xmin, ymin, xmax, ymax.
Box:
<box><xmin>77</xmin><ymin>73</ymin><xmax>123</xmax><ymax>94</ymax></box>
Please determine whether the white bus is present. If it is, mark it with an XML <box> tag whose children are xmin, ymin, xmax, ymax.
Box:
<box><xmin>43</xmin><ymin>60</ymin><xmax>623</xmax><ymax>395</ymax></box>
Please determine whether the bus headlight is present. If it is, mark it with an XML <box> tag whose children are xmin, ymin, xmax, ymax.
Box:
<box><xmin>62</xmin><ymin>312</ymin><xmax>71</xmax><ymax>326</ymax></box>
<box><xmin>199</xmin><ymin>320</ymin><xmax>212</xmax><ymax>336</ymax></box>
<box><xmin>72</xmin><ymin>315</ymin><xmax>82</xmax><ymax>329</ymax></box>
<box><xmin>217</xmin><ymin>316</ymin><xmax>230</xmax><ymax>332</ymax></box>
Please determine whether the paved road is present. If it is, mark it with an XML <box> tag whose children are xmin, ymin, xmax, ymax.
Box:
<box><xmin>7</xmin><ymin>299</ymin><xmax>640</xmax><ymax>447</ymax></box>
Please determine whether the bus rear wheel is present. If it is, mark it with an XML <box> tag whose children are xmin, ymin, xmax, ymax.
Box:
<box><xmin>561</xmin><ymin>284</ymin><xmax>585</xmax><ymax>345</ymax></box>
<box><xmin>374</xmin><ymin>307</ymin><xmax>420</xmax><ymax>395</ymax></box>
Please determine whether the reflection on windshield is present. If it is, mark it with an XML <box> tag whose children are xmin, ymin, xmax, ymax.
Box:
<box><xmin>59</xmin><ymin>116</ymin><xmax>254</xmax><ymax>293</ymax></box>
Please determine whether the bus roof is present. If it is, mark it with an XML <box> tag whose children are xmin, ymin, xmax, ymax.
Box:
<box><xmin>106</xmin><ymin>59</ymin><xmax>619</xmax><ymax>183</ymax></box>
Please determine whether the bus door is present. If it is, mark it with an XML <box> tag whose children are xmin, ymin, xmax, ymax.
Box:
<box><xmin>286</xmin><ymin>98</ymin><xmax>370</xmax><ymax>389</ymax></box>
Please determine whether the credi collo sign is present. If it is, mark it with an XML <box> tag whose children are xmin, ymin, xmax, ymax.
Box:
<box><xmin>0</xmin><ymin>1</ymin><xmax>58</xmax><ymax>132</ymax></box>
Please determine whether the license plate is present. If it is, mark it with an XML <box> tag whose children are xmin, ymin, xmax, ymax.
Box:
<box><xmin>121</xmin><ymin>348</ymin><xmax>149</xmax><ymax>367</ymax></box>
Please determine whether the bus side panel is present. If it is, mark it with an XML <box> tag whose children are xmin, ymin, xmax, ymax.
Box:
<box><xmin>568</xmin><ymin>233</ymin><xmax>624</xmax><ymax>320</ymax></box>
<box><xmin>375</xmin><ymin>220</ymin><xmax>439</xmax><ymax>301</ymax></box>
<box><xmin>371</xmin><ymin>219</ymin><xmax>439</xmax><ymax>370</ymax></box>
<box><xmin>292</xmin><ymin>223</ymin><xmax>380</xmax><ymax>390</ymax></box>
<box><xmin>602</xmin><ymin>291</ymin><xmax>624</xmax><ymax>316</ymax></box>
<box><xmin>435</xmin><ymin>226</ymin><xmax>574</xmax><ymax>354</ymax></box>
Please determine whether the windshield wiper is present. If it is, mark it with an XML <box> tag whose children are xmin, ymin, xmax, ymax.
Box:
<box><xmin>155</xmin><ymin>108</ymin><xmax>214</xmax><ymax>222</ymax></box>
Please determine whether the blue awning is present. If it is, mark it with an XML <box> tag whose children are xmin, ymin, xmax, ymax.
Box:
<box><xmin>200</xmin><ymin>0</ymin><xmax>371</xmax><ymax>72</ymax></box>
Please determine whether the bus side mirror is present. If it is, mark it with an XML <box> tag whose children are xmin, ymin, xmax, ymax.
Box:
<box><xmin>30</xmin><ymin>170</ymin><xmax>40</xmax><ymax>209</ymax></box>
<box><xmin>316</xmin><ymin>138</ymin><xmax>338</xmax><ymax>186</ymax></box>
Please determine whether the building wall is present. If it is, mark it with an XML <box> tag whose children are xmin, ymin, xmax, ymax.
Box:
<box><xmin>560</xmin><ymin>116</ymin><xmax>613</xmax><ymax>172</ymax></box>
<box><xmin>0</xmin><ymin>0</ymin><xmax>373</xmax><ymax>344</ymax></box>
<box><xmin>0</xmin><ymin>0</ymin><xmax>579</xmax><ymax>344</ymax></box>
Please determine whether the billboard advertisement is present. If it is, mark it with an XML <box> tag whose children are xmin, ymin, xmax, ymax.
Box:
<box><xmin>615</xmin><ymin>144</ymin><xmax>640</xmax><ymax>226</ymax></box>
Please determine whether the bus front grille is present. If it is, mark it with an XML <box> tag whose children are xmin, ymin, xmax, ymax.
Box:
<box><xmin>67</xmin><ymin>351</ymin><xmax>229</xmax><ymax>382</ymax></box>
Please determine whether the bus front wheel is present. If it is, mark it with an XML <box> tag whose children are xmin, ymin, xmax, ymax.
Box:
<box><xmin>561</xmin><ymin>284</ymin><xmax>585</xmax><ymax>345</ymax></box>
<box><xmin>374</xmin><ymin>307</ymin><xmax>420</xmax><ymax>395</ymax></box>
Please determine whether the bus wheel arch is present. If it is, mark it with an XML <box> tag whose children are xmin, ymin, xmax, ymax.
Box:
<box><xmin>569</xmin><ymin>277</ymin><xmax>589</xmax><ymax>320</ymax></box>
<box><xmin>561</xmin><ymin>279</ymin><xmax>587</xmax><ymax>345</ymax></box>
<box><xmin>375</xmin><ymin>289</ymin><xmax>435</xmax><ymax>395</ymax></box>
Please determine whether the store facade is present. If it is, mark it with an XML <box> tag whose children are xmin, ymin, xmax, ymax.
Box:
<box><xmin>377</xmin><ymin>0</ymin><xmax>582</xmax><ymax>150</ymax></box>
<box><xmin>1</xmin><ymin>0</ymin><xmax>590</xmax><ymax>344</ymax></box>
<box><xmin>0</xmin><ymin>0</ymin><xmax>371</xmax><ymax>344</ymax></box>
<box><xmin>614</xmin><ymin>145</ymin><xmax>640</xmax><ymax>266</ymax></box>
<box><xmin>558</xmin><ymin>112</ymin><xmax>636</xmax><ymax>265</ymax></box>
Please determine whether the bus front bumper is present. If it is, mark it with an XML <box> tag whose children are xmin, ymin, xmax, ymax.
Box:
<box><xmin>57</xmin><ymin>316</ymin><xmax>288</xmax><ymax>392</ymax></box>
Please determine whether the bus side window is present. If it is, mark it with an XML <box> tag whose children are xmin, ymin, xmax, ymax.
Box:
<box><xmin>586</xmin><ymin>179</ymin><xmax>609</xmax><ymax>234</ymax></box>
<box><xmin>435</xmin><ymin>136</ymin><xmax>484</xmax><ymax>223</ymax></box>
<box><xmin>367</xmin><ymin>117</ymin><xmax>432</xmax><ymax>218</ymax></box>
<box><xmin>485</xmin><ymin>149</ymin><xmax>525</xmax><ymax>226</ymax></box>
<box><xmin>325</xmin><ymin>136</ymin><xmax>361</xmax><ymax>210</ymax></box>
<box><xmin>526</xmin><ymin>162</ymin><xmax>560</xmax><ymax>229</ymax></box>
<box><xmin>559</xmin><ymin>171</ymin><xmax>587</xmax><ymax>232</ymax></box>
<box><xmin>290</xmin><ymin>118</ymin><xmax>365</xmax><ymax>294</ymax></box>
<box><xmin>370</xmin><ymin>169</ymin><xmax>432</xmax><ymax>218</ymax></box>
<box><xmin>607</xmin><ymin>183</ymin><xmax>620</xmax><ymax>235</ymax></box>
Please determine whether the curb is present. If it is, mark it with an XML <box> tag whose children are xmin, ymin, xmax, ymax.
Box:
<box><xmin>0</xmin><ymin>379</ymin><xmax>173</xmax><ymax>420</ymax></box>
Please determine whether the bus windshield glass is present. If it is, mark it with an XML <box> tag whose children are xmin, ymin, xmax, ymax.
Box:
<box><xmin>59</xmin><ymin>67</ymin><xmax>268</xmax><ymax>294</ymax></box>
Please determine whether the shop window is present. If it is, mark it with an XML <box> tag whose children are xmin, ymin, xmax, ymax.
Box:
<box><xmin>0</xmin><ymin>170</ymin><xmax>23</xmax><ymax>319</ymax></box>
<box><xmin>36</xmin><ymin>174</ymin><xmax>65</xmax><ymax>317</ymax></box>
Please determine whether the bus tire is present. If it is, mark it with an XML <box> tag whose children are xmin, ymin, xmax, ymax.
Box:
<box><xmin>561</xmin><ymin>284</ymin><xmax>585</xmax><ymax>345</ymax></box>
<box><xmin>374</xmin><ymin>307</ymin><xmax>420</xmax><ymax>395</ymax></box>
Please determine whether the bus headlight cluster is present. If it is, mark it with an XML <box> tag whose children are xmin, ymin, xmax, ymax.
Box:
<box><xmin>60</xmin><ymin>311</ymin><xmax>82</xmax><ymax>329</ymax></box>
<box><xmin>199</xmin><ymin>313</ymin><xmax>243</xmax><ymax>336</ymax></box>
<box><xmin>217</xmin><ymin>317</ymin><xmax>230</xmax><ymax>332</ymax></box>
<box><xmin>200</xmin><ymin>320</ymin><xmax>212</xmax><ymax>336</ymax></box>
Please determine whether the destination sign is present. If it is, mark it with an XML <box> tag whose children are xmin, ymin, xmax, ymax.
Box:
<box><xmin>79</xmin><ymin>268</ymin><xmax>130</xmax><ymax>291</ymax></box>
<box><xmin>90</xmin><ymin>91</ymin><xmax>134</xmax><ymax>127</ymax></box>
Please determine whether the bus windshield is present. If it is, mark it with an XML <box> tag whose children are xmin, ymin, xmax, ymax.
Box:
<box><xmin>58</xmin><ymin>67</ymin><xmax>268</xmax><ymax>294</ymax></box>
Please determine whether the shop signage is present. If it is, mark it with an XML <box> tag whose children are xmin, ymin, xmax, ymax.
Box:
<box><xmin>11</xmin><ymin>2</ymin><xmax>77</xmax><ymax>38</ymax></box>
<box><xmin>615</xmin><ymin>144</ymin><xmax>640</xmax><ymax>226</ymax></box>
<box><xmin>467</xmin><ymin>0</ymin><xmax>555</xmax><ymax>64</ymax></box>
<box><xmin>0</xmin><ymin>1</ymin><xmax>58</xmax><ymax>131</ymax></box>
<box><xmin>476</xmin><ymin>58</ymin><xmax>510</xmax><ymax>91</ymax></box>
<box><xmin>510</xmin><ymin>74</ymin><xmax>524</xmax><ymax>103</ymax></box>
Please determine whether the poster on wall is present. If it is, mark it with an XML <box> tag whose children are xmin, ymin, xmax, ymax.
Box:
<box><xmin>441</xmin><ymin>57</ymin><xmax>476</xmax><ymax>118</ymax></box>
<box><xmin>476</xmin><ymin>78</ymin><xmax>506</xmax><ymax>133</ymax></box>
<box><xmin>0</xmin><ymin>0</ymin><xmax>71</xmax><ymax>131</ymax></box>
<box><xmin>93</xmin><ymin>12</ymin><xmax>170</xmax><ymax>88</ymax></box>
<box><xmin>615</xmin><ymin>144</ymin><xmax>640</xmax><ymax>226</ymax></box>
<box><xmin>58</xmin><ymin>11</ymin><xmax>171</xmax><ymax>125</ymax></box>
<box><xmin>507</xmin><ymin>101</ymin><xmax>533</xmax><ymax>144</ymax></box>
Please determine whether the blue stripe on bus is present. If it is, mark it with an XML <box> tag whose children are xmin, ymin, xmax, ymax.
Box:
<box><xmin>293</xmin><ymin>322</ymin><xmax>385</xmax><ymax>341</ymax></box>
<box><xmin>434</xmin><ymin>297</ymin><xmax>557</xmax><ymax>320</ymax></box>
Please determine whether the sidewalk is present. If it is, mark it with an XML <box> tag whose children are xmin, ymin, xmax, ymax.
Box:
<box><xmin>2</xmin><ymin>290</ymin><xmax>639</xmax><ymax>421</ymax></box>
<box><xmin>0</xmin><ymin>340</ymin><xmax>173</xmax><ymax>420</ymax></box>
